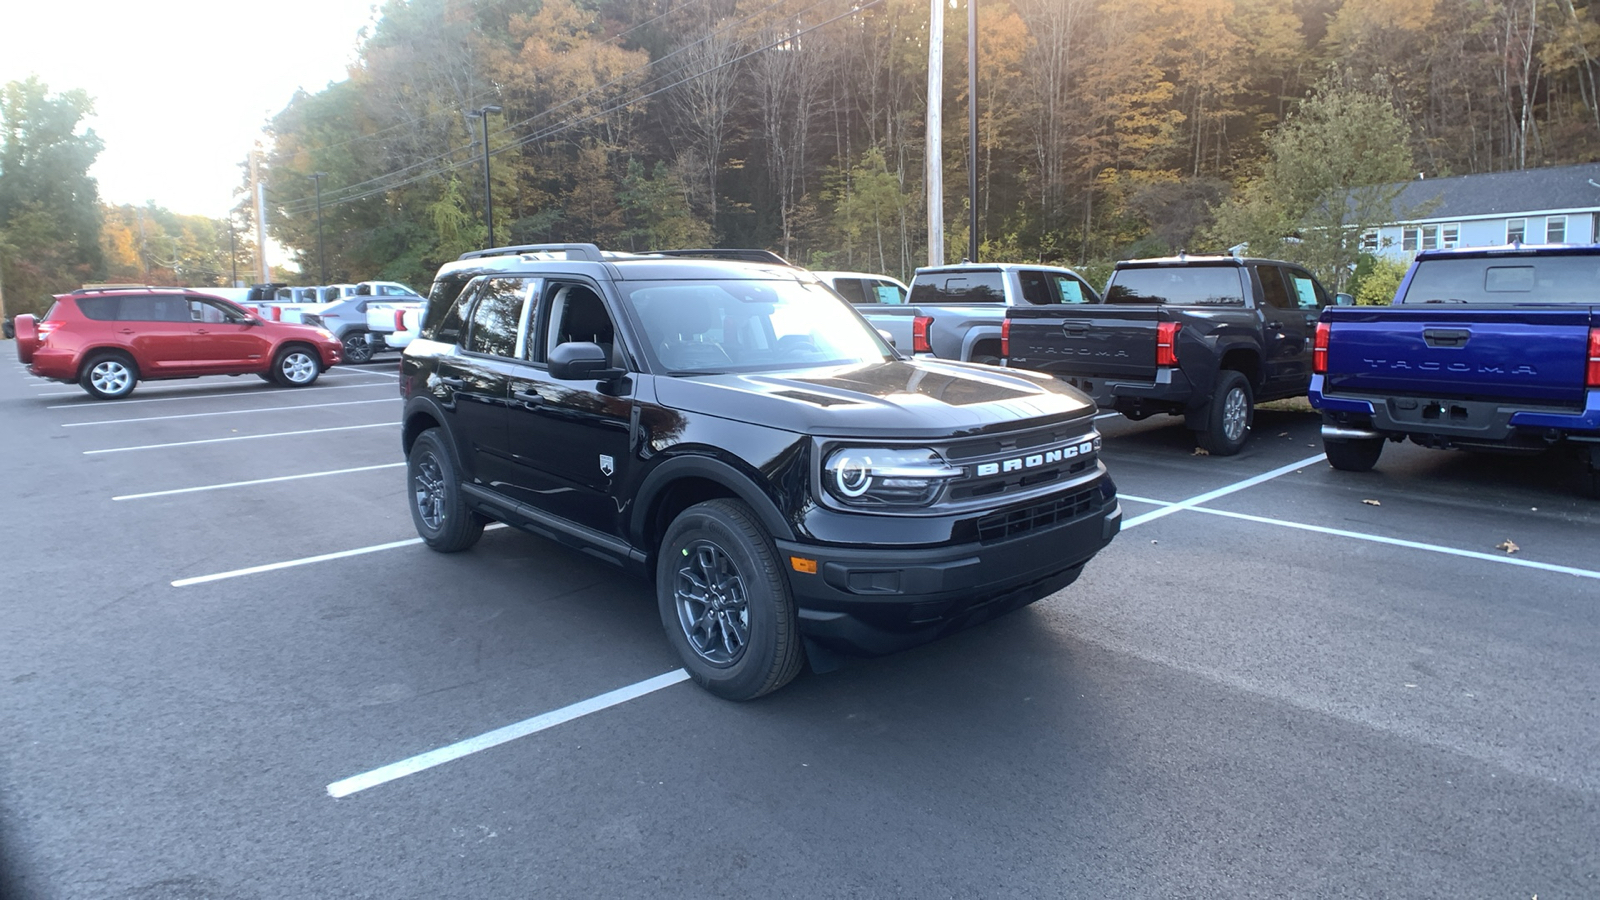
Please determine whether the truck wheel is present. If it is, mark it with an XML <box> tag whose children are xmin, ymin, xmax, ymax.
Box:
<box><xmin>342</xmin><ymin>331</ymin><xmax>374</xmax><ymax>364</ymax></box>
<box><xmin>80</xmin><ymin>353</ymin><xmax>139</xmax><ymax>400</ymax></box>
<box><xmin>1324</xmin><ymin>437</ymin><xmax>1384</xmax><ymax>472</ymax></box>
<box><xmin>1196</xmin><ymin>370</ymin><xmax>1252</xmax><ymax>456</ymax></box>
<box><xmin>407</xmin><ymin>429</ymin><xmax>485</xmax><ymax>552</ymax></box>
<box><xmin>657</xmin><ymin>499</ymin><xmax>804</xmax><ymax>701</ymax></box>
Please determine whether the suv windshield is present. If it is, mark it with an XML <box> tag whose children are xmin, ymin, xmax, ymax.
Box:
<box><xmin>620</xmin><ymin>279</ymin><xmax>891</xmax><ymax>374</ymax></box>
<box><xmin>1106</xmin><ymin>266</ymin><xmax>1246</xmax><ymax>306</ymax></box>
<box><xmin>1402</xmin><ymin>254</ymin><xmax>1600</xmax><ymax>305</ymax></box>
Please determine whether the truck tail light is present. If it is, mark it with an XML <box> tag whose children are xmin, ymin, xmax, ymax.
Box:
<box><xmin>1001</xmin><ymin>318</ymin><xmax>1011</xmax><ymax>358</ymax></box>
<box><xmin>912</xmin><ymin>316</ymin><xmax>932</xmax><ymax>354</ymax></box>
<box><xmin>269</xmin><ymin>306</ymin><xmax>282</xmax><ymax>321</ymax></box>
<box><xmin>395</xmin><ymin>310</ymin><xmax>407</xmax><ymax>330</ymax></box>
<box><xmin>1588</xmin><ymin>327</ymin><xmax>1600</xmax><ymax>388</ymax></box>
<box><xmin>1314</xmin><ymin>321</ymin><xmax>1330</xmax><ymax>375</ymax></box>
<box><xmin>1156</xmin><ymin>321</ymin><xmax>1181</xmax><ymax>367</ymax></box>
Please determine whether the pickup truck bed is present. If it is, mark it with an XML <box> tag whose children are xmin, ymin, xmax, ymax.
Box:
<box><xmin>1311</xmin><ymin>246</ymin><xmax>1600</xmax><ymax>496</ymax></box>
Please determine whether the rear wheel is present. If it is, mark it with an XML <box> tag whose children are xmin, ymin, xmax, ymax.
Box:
<box><xmin>80</xmin><ymin>353</ymin><xmax>138</xmax><ymax>400</ymax></box>
<box><xmin>1196</xmin><ymin>370</ymin><xmax>1252</xmax><ymax>455</ymax></box>
<box><xmin>407</xmin><ymin>429</ymin><xmax>486</xmax><ymax>552</ymax></box>
<box><xmin>657</xmin><ymin>499</ymin><xmax>803</xmax><ymax>701</ymax></box>
<box><xmin>1324</xmin><ymin>437</ymin><xmax>1385</xmax><ymax>472</ymax></box>
<box><xmin>342</xmin><ymin>331</ymin><xmax>373</xmax><ymax>364</ymax></box>
<box><xmin>272</xmin><ymin>345</ymin><xmax>322</xmax><ymax>387</ymax></box>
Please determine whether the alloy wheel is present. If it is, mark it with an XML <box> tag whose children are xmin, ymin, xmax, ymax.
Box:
<box><xmin>674</xmin><ymin>541</ymin><xmax>751</xmax><ymax>667</ymax></box>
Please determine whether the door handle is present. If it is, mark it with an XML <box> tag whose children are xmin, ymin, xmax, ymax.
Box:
<box><xmin>438</xmin><ymin>375</ymin><xmax>466</xmax><ymax>388</ymax></box>
<box><xmin>195</xmin><ymin>329</ymin><xmax>211</xmax><ymax>334</ymax></box>
<box><xmin>512</xmin><ymin>390</ymin><xmax>543</xmax><ymax>406</ymax></box>
<box><xmin>118</xmin><ymin>328</ymin><xmax>136</xmax><ymax>334</ymax></box>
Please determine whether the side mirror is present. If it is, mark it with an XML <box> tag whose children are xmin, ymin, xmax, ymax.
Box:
<box><xmin>1333</xmin><ymin>292</ymin><xmax>1355</xmax><ymax>306</ymax></box>
<box><xmin>877</xmin><ymin>328</ymin><xmax>896</xmax><ymax>349</ymax></box>
<box><xmin>548</xmin><ymin>341</ymin><xmax>626</xmax><ymax>382</ymax></box>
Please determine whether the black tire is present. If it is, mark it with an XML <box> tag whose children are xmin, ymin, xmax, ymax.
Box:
<box><xmin>79</xmin><ymin>353</ymin><xmax>138</xmax><ymax>399</ymax></box>
<box><xmin>969</xmin><ymin>342</ymin><xmax>1002</xmax><ymax>366</ymax></box>
<box><xmin>407</xmin><ymin>429</ymin><xmax>486</xmax><ymax>552</ymax></box>
<box><xmin>271</xmin><ymin>344</ymin><xmax>322</xmax><ymax>387</ymax></box>
<box><xmin>1196</xmin><ymin>369</ymin><xmax>1253</xmax><ymax>455</ymax></box>
<box><xmin>342</xmin><ymin>331</ymin><xmax>374</xmax><ymax>364</ymax></box>
<box><xmin>1581</xmin><ymin>468</ymin><xmax>1600</xmax><ymax>501</ymax></box>
<box><xmin>257</xmin><ymin>372</ymin><xmax>275</xmax><ymax>383</ymax></box>
<box><xmin>657</xmin><ymin>499</ymin><xmax>804</xmax><ymax>701</ymax></box>
<box><xmin>1324</xmin><ymin>437</ymin><xmax>1385</xmax><ymax>472</ymax></box>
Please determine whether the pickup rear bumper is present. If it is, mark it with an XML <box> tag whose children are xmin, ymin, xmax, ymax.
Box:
<box><xmin>1310</xmin><ymin>375</ymin><xmax>1600</xmax><ymax>442</ymax></box>
<box><xmin>777</xmin><ymin>495</ymin><xmax>1122</xmax><ymax>657</ymax></box>
<box><xmin>1054</xmin><ymin>368</ymin><xmax>1194</xmax><ymax>413</ymax></box>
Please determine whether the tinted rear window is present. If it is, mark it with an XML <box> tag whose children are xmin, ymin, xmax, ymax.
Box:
<box><xmin>1106</xmin><ymin>266</ymin><xmax>1246</xmax><ymax>306</ymax></box>
<box><xmin>1401</xmin><ymin>255</ymin><xmax>1600</xmax><ymax>305</ymax></box>
<box><xmin>76</xmin><ymin>297</ymin><xmax>121</xmax><ymax>320</ymax></box>
<box><xmin>909</xmin><ymin>271</ymin><xmax>1005</xmax><ymax>304</ymax></box>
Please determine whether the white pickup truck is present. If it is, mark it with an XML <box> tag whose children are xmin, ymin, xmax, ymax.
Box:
<box><xmin>366</xmin><ymin>304</ymin><xmax>421</xmax><ymax>351</ymax></box>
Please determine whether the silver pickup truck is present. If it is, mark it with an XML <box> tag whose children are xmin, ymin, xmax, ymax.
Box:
<box><xmin>853</xmin><ymin>264</ymin><xmax>1099</xmax><ymax>363</ymax></box>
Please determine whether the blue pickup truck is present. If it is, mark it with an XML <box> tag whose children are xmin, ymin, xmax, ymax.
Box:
<box><xmin>1310</xmin><ymin>245</ymin><xmax>1600</xmax><ymax>497</ymax></box>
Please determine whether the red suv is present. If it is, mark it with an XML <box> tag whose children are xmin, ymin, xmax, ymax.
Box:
<box><xmin>14</xmin><ymin>287</ymin><xmax>343</xmax><ymax>399</ymax></box>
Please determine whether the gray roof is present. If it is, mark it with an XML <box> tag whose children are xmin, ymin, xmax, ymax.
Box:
<box><xmin>1384</xmin><ymin>162</ymin><xmax>1600</xmax><ymax>222</ymax></box>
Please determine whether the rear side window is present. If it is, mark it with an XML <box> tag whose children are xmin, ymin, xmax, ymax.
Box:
<box><xmin>1106</xmin><ymin>267</ymin><xmax>1246</xmax><ymax>306</ymax></box>
<box><xmin>1258</xmin><ymin>267</ymin><xmax>1294</xmax><ymax>309</ymax></box>
<box><xmin>909</xmin><ymin>271</ymin><xmax>1005</xmax><ymax>304</ymax></box>
<box><xmin>831</xmin><ymin>278</ymin><xmax>866</xmax><ymax>304</ymax></box>
<box><xmin>1401</xmin><ymin>255</ymin><xmax>1600</xmax><ymax>304</ymax></box>
<box><xmin>464</xmin><ymin>277</ymin><xmax>538</xmax><ymax>359</ymax></box>
<box><xmin>422</xmin><ymin>275</ymin><xmax>473</xmax><ymax>343</ymax></box>
<box><xmin>76</xmin><ymin>297</ymin><xmax>121</xmax><ymax>320</ymax></box>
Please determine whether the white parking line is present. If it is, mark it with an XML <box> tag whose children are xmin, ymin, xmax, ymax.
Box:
<box><xmin>326</xmin><ymin>669</ymin><xmax>691</xmax><ymax>798</ymax></box>
<box><xmin>170</xmin><ymin>523</ymin><xmax>506</xmax><ymax>586</ymax></box>
<box><xmin>47</xmin><ymin>382</ymin><xmax>392</xmax><ymax>409</ymax></box>
<box><xmin>84</xmin><ymin>422</ymin><xmax>397</xmax><ymax>455</ymax></box>
<box><xmin>1121</xmin><ymin>453</ymin><xmax>1326</xmax><ymax>529</ymax></box>
<box><xmin>114</xmin><ymin>463</ymin><xmax>404</xmax><ymax>501</ymax></box>
<box><xmin>62</xmin><ymin>398</ymin><xmax>398</xmax><ymax>427</ymax></box>
<box><xmin>1117</xmin><ymin>493</ymin><xmax>1600</xmax><ymax>580</ymax></box>
<box><xmin>336</xmin><ymin>367</ymin><xmax>401</xmax><ymax>379</ymax></box>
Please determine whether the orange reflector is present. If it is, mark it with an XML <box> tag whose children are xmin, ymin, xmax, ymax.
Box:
<box><xmin>789</xmin><ymin>556</ymin><xmax>817</xmax><ymax>574</ymax></box>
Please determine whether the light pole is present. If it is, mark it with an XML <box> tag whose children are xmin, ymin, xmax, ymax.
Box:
<box><xmin>310</xmin><ymin>172</ymin><xmax>327</xmax><ymax>284</ymax></box>
<box><xmin>967</xmin><ymin>0</ymin><xmax>979</xmax><ymax>263</ymax></box>
<box><xmin>467</xmin><ymin>105</ymin><xmax>502</xmax><ymax>250</ymax></box>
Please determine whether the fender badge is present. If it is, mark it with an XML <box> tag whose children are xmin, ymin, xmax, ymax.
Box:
<box><xmin>599</xmin><ymin>454</ymin><xmax>615</xmax><ymax>476</ymax></box>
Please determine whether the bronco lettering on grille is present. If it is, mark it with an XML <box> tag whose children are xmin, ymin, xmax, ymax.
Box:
<box><xmin>974</xmin><ymin>439</ymin><xmax>1098</xmax><ymax>477</ymax></box>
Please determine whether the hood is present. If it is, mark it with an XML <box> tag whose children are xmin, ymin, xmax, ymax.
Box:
<box><xmin>651</xmin><ymin>358</ymin><xmax>1096</xmax><ymax>439</ymax></box>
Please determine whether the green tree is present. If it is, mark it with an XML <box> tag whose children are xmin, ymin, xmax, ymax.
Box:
<box><xmin>617</xmin><ymin>158</ymin><xmax>711</xmax><ymax>250</ymax></box>
<box><xmin>1205</xmin><ymin>83</ymin><xmax>1413</xmax><ymax>288</ymax></box>
<box><xmin>0</xmin><ymin>77</ymin><xmax>104</xmax><ymax>316</ymax></box>
<box><xmin>1353</xmin><ymin>255</ymin><xmax>1407</xmax><ymax>305</ymax></box>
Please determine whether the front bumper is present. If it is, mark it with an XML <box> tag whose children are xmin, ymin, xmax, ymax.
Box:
<box><xmin>777</xmin><ymin>495</ymin><xmax>1122</xmax><ymax>656</ymax></box>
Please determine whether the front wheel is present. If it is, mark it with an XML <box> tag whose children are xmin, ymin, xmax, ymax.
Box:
<box><xmin>272</xmin><ymin>345</ymin><xmax>322</xmax><ymax>387</ymax></box>
<box><xmin>657</xmin><ymin>499</ymin><xmax>804</xmax><ymax>701</ymax></box>
<box><xmin>1196</xmin><ymin>370</ymin><xmax>1253</xmax><ymax>455</ymax></box>
<box><xmin>80</xmin><ymin>353</ymin><xmax>139</xmax><ymax>399</ymax></box>
<box><xmin>407</xmin><ymin>429</ymin><xmax>485</xmax><ymax>552</ymax></box>
<box><xmin>1324</xmin><ymin>437</ymin><xmax>1384</xmax><ymax>472</ymax></box>
<box><xmin>342</xmin><ymin>331</ymin><xmax>374</xmax><ymax>364</ymax></box>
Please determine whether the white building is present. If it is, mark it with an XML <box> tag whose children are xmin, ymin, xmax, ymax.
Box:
<box><xmin>1362</xmin><ymin>162</ymin><xmax>1600</xmax><ymax>260</ymax></box>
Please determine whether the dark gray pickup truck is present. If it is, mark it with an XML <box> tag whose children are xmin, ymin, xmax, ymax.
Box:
<box><xmin>1004</xmin><ymin>255</ymin><xmax>1348</xmax><ymax>454</ymax></box>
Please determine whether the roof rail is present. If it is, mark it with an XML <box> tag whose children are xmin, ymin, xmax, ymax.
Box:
<box><xmin>641</xmin><ymin>248</ymin><xmax>793</xmax><ymax>266</ymax></box>
<box><xmin>75</xmin><ymin>284</ymin><xmax>154</xmax><ymax>293</ymax></box>
<box><xmin>457</xmin><ymin>243</ymin><xmax>604</xmax><ymax>262</ymax></box>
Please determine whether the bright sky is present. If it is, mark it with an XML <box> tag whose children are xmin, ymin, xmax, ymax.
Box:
<box><xmin>3</xmin><ymin>0</ymin><xmax>380</xmax><ymax>219</ymax></box>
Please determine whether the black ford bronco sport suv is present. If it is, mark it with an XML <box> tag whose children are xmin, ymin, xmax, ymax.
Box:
<box><xmin>400</xmin><ymin>243</ymin><xmax>1122</xmax><ymax>700</ymax></box>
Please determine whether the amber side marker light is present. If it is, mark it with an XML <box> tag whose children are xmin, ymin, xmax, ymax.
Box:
<box><xmin>790</xmin><ymin>557</ymin><xmax>818</xmax><ymax>574</ymax></box>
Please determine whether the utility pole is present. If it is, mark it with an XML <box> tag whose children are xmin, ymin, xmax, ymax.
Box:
<box><xmin>228</xmin><ymin>221</ymin><xmax>238</xmax><ymax>286</ymax></box>
<box><xmin>967</xmin><ymin>0</ymin><xmax>979</xmax><ymax>263</ymax></box>
<box><xmin>310</xmin><ymin>172</ymin><xmax>327</xmax><ymax>284</ymax></box>
<box><xmin>250</xmin><ymin>149</ymin><xmax>269</xmax><ymax>283</ymax></box>
<box><xmin>926</xmin><ymin>0</ymin><xmax>944</xmax><ymax>267</ymax></box>
<box><xmin>467</xmin><ymin>105</ymin><xmax>502</xmax><ymax>250</ymax></box>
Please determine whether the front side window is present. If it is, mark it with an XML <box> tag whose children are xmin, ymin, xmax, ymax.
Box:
<box><xmin>465</xmin><ymin>277</ymin><xmax>536</xmax><ymax>359</ymax></box>
<box><xmin>1507</xmin><ymin>218</ymin><xmax>1527</xmax><ymax>243</ymax></box>
<box><xmin>1546</xmin><ymin>215</ymin><xmax>1567</xmax><ymax>243</ymax></box>
<box><xmin>1054</xmin><ymin>276</ymin><xmax>1091</xmax><ymax>303</ymax></box>
<box><xmin>869</xmin><ymin>280</ymin><xmax>907</xmax><ymax>304</ymax></box>
<box><xmin>622</xmin><ymin>279</ymin><xmax>890</xmax><ymax>374</ymax></box>
<box><xmin>1287</xmin><ymin>271</ymin><xmax>1327</xmax><ymax>309</ymax></box>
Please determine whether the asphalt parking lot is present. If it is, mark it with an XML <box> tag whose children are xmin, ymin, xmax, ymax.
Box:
<box><xmin>2</xmin><ymin>352</ymin><xmax>1597</xmax><ymax>899</ymax></box>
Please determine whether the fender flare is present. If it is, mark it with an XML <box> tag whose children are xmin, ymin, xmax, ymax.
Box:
<box><xmin>960</xmin><ymin>324</ymin><xmax>1003</xmax><ymax>361</ymax></box>
<box><xmin>631</xmin><ymin>453</ymin><xmax>796</xmax><ymax>546</ymax></box>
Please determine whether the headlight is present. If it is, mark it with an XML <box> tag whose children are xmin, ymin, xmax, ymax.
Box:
<box><xmin>316</xmin><ymin>328</ymin><xmax>335</xmax><ymax>340</ymax></box>
<box><xmin>823</xmin><ymin>447</ymin><xmax>962</xmax><ymax>508</ymax></box>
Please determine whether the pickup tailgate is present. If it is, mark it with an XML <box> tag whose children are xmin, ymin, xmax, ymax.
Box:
<box><xmin>1005</xmin><ymin>305</ymin><xmax>1160</xmax><ymax>380</ymax></box>
<box><xmin>1322</xmin><ymin>306</ymin><xmax>1597</xmax><ymax>406</ymax></box>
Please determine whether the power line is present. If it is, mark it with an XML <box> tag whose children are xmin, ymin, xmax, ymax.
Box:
<box><xmin>279</xmin><ymin>0</ymin><xmax>855</xmax><ymax>218</ymax></box>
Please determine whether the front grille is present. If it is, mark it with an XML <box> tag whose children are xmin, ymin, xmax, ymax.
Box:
<box><xmin>976</xmin><ymin>487</ymin><xmax>1099</xmax><ymax>543</ymax></box>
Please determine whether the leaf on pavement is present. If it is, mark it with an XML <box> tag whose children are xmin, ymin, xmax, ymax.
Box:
<box><xmin>1362</xmin><ymin>499</ymin><xmax>1381</xmax><ymax>506</ymax></box>
<box><xmin>1192</xmin><ymin>447</ymin><xmax>1210</xmax><ymax>456</ymax></box>
<box><xmin>1496</xmin><ymin>540</ymin><xmax>1519</xmax><ymax>555</ymax></box>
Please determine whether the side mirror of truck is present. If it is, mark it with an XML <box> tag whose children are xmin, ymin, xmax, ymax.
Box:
<box><xmin>1333</xmin><ymin>292</ymin><xmax>1355</xmax><ymax>306</ymax></box>
<box><xmin>549</xmin><ymin>341</ymin><xmax>626</xmax><ymax>383</ymax></box>
<box><xmin>877</xmin><ymin>328</ymin><xmax>897</xmax><ymax>349</ymax></box>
